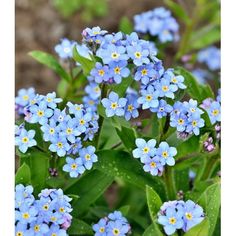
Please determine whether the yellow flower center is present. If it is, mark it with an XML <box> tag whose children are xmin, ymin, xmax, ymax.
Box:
<box><xmin>85</xmin><ymin>154</ymin><xmax>91</xmax><ymax>160</ymax></box>
<box><xmin>185</xmin><ymin>212</ymin><xmax>193</xmax><ymax>220</ymax></box>
<box><xmin>95</xmin><ymin>39</ymin><xmax>101</xmax><ymax>44</ymax></box>
<box><xmin>113</xmin><ymin>228</ymin><xmax>120</xmax><ymax>235</ymax></box>
<box><xmin>162</xmin><ymin>85</ymin><xmax>169</xmax><ymax>92</ymax></box>
<box><xmin>178</xmin><ymin>119</ymin><xmax>184</xmax><ymax>125</ymax></box>
<box><xmin>127</xmin><ymin>104</ymin><xmax>133</xmax><ymax>111</ymax></box>
<box><xmin>30</xmin><ymin>99</ymin><xmax>36</xmax><ymax>105</ymax></box>
<box><xmin>71</xmin><ymin>163</ymin><xmax>77</xmax><ymax>170</ymax></box>
<box><xmin>135</xmin><ymin>51</ymin><xmax>142</xmax><ymax>58</ymax></box>
<box><xmin>94</xmin><ymin>87</ymin><xmax>100</xmax><ymax>93</ymax></box>
<box><xmin>22</xmin><ymin>137</ymin><xmax>29</xmax><ymax>143</ymax></box>
<box><xmin>143</xmin><ymin>147</ymin><xmax>149</xmax><ymax>154</ymax></box>
<box><xmin>162</xmin><ymin>151</ymin><xmax>168</xmax><ymax>158</ymax></box>
<box><xmin>37</xmin><ymin>110</ymin><xmax>44</xmax><ymax>117</ymax></box>
<box><xmin>16</xmin><ymin>232</ymin><xmax>23</xmax><ymax>236</ymax></box>
<box><xmin>89</xmin><ymin>100</ymin><xmax>95</xmax><ymax>105</ymax></box>
<box><xmin>191</xmin><ymin>108</ymin><xmax>196</xmax><ymax>112</ymax></box>
<box><xmin>22</xmin><ymin>212</ymin><xmax>30</xmax><ymax>219</ymax></box>
<box><xmin>192</xmin><ymin>120</ymin><xmax>197</xmax><ymax>126</ymax></box>
<box><xmin>57</xmin><ymin>142</ymin><xmax>63</xmax><ymax>148</ymax></box>
<box><xmin>80</xmin><ymin>119</ymin><xmax>85</xmax><ymax>125</ymax></box>
<box><xmin>169</xmin><ymin>217</ymin><xmax>177</xmax><ymax>225</ymax></box>
<box><xmin>172</xmin><ymin>77</ymin><xmax>177</xmax><ymax>83</ymax></box>
<box><xmin>141</xmin><ymin>69</ymin><xmax>148</xmax><ymax>76</ymax></box>
<box><xmin>51</xmin><ymin>216</ymin><xmax>57</xmax><ymax>222</ymax></box>
<box><xmin>34</xmin><ymin>225</ymin><xmax>40</xmax><ymax>232</ymax></box>
<box><xmin>111</xmin><ymin>52</ymin><xmax>119</xmax><ymax>59</ymax></box>
<box><xmin>59</xmin><ymin>207</ymin><xmax>65</xmax><ymax>213</ymax></box>
<box><xmin>111</xmin><ymin>102</ymin><xmax>118</xmax><ymax>109</ymax></box>
<box><xmin>49</xmin><ymin>128</ymin><xmax>55</xmax><ymax>134</ymax></box>
<box><xmin>76</xmin><ymin>106</ymin><xmax>81</xmax><ymax>111</ymax></box>
<box><xmin>98</xmin><ymin>69</ymin><xmax>105</xmax><ymax>76</ymax></box>
<box><xmin>93</xmin><ymin>31</ymin><xmax>100</xmax><ymax>35</ymax></box>
<box><xmin>23</xmin><ymin>95</ymin><xmax>29</xmax><ymax>101</ymax></box>
<box><xmin>150</xmin><ymin>161</ymin><xmax>156</xmax><ymax>168</ymax></box>
<box><xmin>146</xmin><ymin>95</ymin><xmax>152</xmax><ymax>101</ymax></box>
<box><xmin>66</xmin><ymin>128</ymin><xmax>73</xmax><ymax>134</ymax></box>
<box><xmin>43</xmin><ymin>204</ymin><xmax>49</xmax><ymax>211</ymax></box>
<box><xmin>99</xmin><ymin>227</ymin><xmax>105</xmax><ymax>233</ymax></box>
<box><xmin>51</xmin><ymin>234</ymin><xmax>57</xmax><ymax>236</ymax></box>
<box><xmin>212</xmin><ymin>109</ymin><xmax>219</xmax><ymax>116</ymax></box>
<box><xmin>114</xmin><ymin>67</ymin><xmax>121</xmax><ymax>74</ymax></box>
<box><xmin>47</xmin><ymin>98</ymin><xmax>52</xmax><ymax>102</ymax></box>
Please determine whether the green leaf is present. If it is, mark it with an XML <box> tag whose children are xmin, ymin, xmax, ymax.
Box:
<box><xmin>67</xmin><ymin>218</ymin><xmax>93</xmax><ymax>235</ymax></box>
<box><xmin>146</xmin><ymin>186</ymin><xmax>162</xmax><ymax>221</ymax></box>
<box><xmin>29</xmin><ymin>50</ymin><xmax>71</xmax><ymax>82</ymax></box>
<box><xmin>29</xmin><ymin>151</ymin><xmax>50</xmax><ymax>194</ymax></box>
<box><xmin>184</xmin><ymin>218</ymin><xmax>210</xmax><ymax>236</ymax></box>
<box><xmin>119</xmin><ymin>16</ymin><xmax>133</xmax><ymax>34</ymax></box>
<box><xmin>65</xmin><ymin>170</ymin><xmax>114</xmax><ymax>215</ymax></box>
<box><xmin>118</xmin><ymin>205</ymin><xmax>130</xmax><ymax>216</ymax></box>
<box><xmin>174</xmin><ymin>67</ymin><xmax>214</xmax><ymax>102</ymax></box>
<box><xmin>143</xmin><ymin>223</ymin><xmax>163</xmax><ymax>236</ymax></box>
<box><xmin>112</xmin><ymin>76</ymin><xmax>133</xmax><ymax>97</ymax></box>
<box><xmin>197</xmin><ymin>183</ymin><xmax>221</xmax><ymax>236</ymax></box>
<box><xmin>189</xmin><ymin>24</ymin><xmax>220</xmax><ymax>50</ymax></box>
<box><xmin>15</xmin><ymin>163</ymin><xmax>31</xmax><ymax>185</ymax></box>
<box><xmin>57</xmin><ymin>79</ymin><xmax>69</xmax><ymax>98</ymax></box>
<box><xmin>95</xmin><ymin>150</ymin><xmax>167</xmax><ymax>200</ymax></box>
<box><xmin>115</xmin><ymin>126</ymin><xmax>137</xmax><ymax>152</ymax></box>
<box><xmin>163</xmin><ymin>0</ymin><xmax>190</xmax><ymax>24</ymax></box>
<box><xmin>53</xmin><ymin>0</ymin><xmax>81</xmax><ymax>18</ymax></box>
<box><xmin>72</xmin><ymin>46</ymin><xmax>95</xmax><ymax>76</ymax></box>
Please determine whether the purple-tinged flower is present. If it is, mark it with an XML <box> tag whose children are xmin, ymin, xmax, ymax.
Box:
<box><xmin>143</xmin><ymin>156</ymin><xmax>164</xmax><ymax>176</ymax></box>
<box><xmin>90</xmin><ymin>62</ymin><xmax>111</xmax><ymax>83</ymax></box>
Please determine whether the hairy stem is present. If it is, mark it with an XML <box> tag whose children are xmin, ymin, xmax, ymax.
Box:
<box><xmin>163</xmin><ymin>167</ymin><xmax>176</xmax><ymax>200</ymax></box>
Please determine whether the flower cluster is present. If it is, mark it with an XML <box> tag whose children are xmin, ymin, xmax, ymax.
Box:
<box><xmin>197</xmin><ymin>46</ymin><xmax>221</xmax><ymax>71</ymax></box>
<box><xmin>170</xmin><ymin>99</ymin><xmax>205</xmax><ymax>136</ymax></box>
<box><xmin>15</xmin><ymin>125</ymin><xmax>37</xmax><ymax>153</ymax></box>
<box><xmin>157</xmin><ymin>200</ymin><xmax>205</xmax><ymax>235</ymax></box>
<box><xmin>132</xmin><ymin>138</ymin><xmax>177</xmax><ymax>176</ymax></box>
<box><xmin>200</xmin><ymin>90</ymin><xmax>221</xmax><ymax>125</ymax></box>
<box><xmin>63</xmin><ymin>145</ymin><xmax>98</xmax><ymax>178</ymax></box>
<box><xmin>15</xmin><ymin>87</ymin><xmax>36</xmax><ymax>115</ymax></box>
<box><xmin>15</xmin><ymin>184</ymin><xmax>73</xmax><ymax>236</ymax></box>
<box><xmin>134</xmin><ymin>7</ymin><xmax>179</xmax><ymax>43</ymax></box>
<box><xmin>92</xmin><ymin>210</ymin><xmax>131</xmax><ymax>236</ymax></box>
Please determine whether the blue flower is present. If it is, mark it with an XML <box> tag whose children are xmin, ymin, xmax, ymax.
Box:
<box><xmin>170</xmin><ymin>113</ymin><xmax>188</xmax><ymax>132</ymax></box>
<box><xmin>67</xmin><ymin>137</ymin><xmax>82</xmax><ymax>155</ymax></box>
<box><xmin>92</xmin><ymin>218</ymin><xmax>107</xmax><ymax>236</ymax></box>
<box><xmin>150</xmin><ymin>99</ymin><xmax>173</xmax><ymax>118</ymax></box>
<box><xmin>156</xmin><ymin>142</ymin><xmax>177</xmax><ymax>166</ymax></box>
<box><xmin>63</xmin><ymin>157</ymin><xmax>85</xmax><ymax>178</ymax></box>
<box><xmin>15</xmin><ymin>87</ymin><xmax>36</xmax><ymax>107</ymax></box>
<box><xmin>155</xmin><ymin>78</ymin><xmax>178</xmax><ymax>99</ymax></box>
<box><xmin>90</xmin><ymin>62</ymin><xmax>111</xmax><ymax>83</ymax></box>
<box><xmin>82</xmin><ymin>26</ymin><xmax>107</xmax><ymax>43</ymax></box>
<box><xmin>104</xmin><ymin>32</ymin><xmax>123</xmax><ymax>46</ymax></box>
<box><xmin>109</xmin><ymin>60</ymin><xmax>130</xmax><ymax>84</ymax></box>
<box><xmin>54</xmin><ymin>38</ymin><xmax>76</xmax><ymax>59</ymax></box>
<box><xmin>108</xmin><ymin>211</ymin><xmax>128</xmax><ymax>224</ymax></box>
<box><xmin>74</xmin><ymin>112</ymin><xmax>92</xmax><ymax>133</ymax></box>
<box><xmin>164</xmin><ymin>69</ymin><xmax>186</xmax><ymax>89</ymax></box>
<box><xmin>28</xmin><ymin>220</ymin><xmax>49</xmax><ymax>235</ymax></box>
<box><xmin>41</xmin><ymin>118</ymin><xmax>58</xmax><ymax>142</ymax></box>
<box><xmin>15</xmin><ymin>222</ymin><xmax>29</xmax><ymax>236</ymax></box>
<box><xmin>15</xmin><ymin>203</ymin><xmax>38</xmax><ymax>224</ymax></box>
<box><xmin>28</xmin><ymin>101</ymin><xmax>53</xmax><ymax>125</ymax></box>
<box><xmin>216</xmin><ymin>89</ymin><xmax>221</xmax><ymax>103</ymax></box>
<box><xmin>208</xmin><ymin>101</ymin><xmax>221</xmax><ymax>124</ymax></box>
<box><xmin>182</xmin><ymin>200</ymin><xmax>204</xmax><ymax>232</ymax></box>
<box><xmin>132</xmin><ymin>138</ymin><xmax>157</xmax><ymax>162</ymax></box>
<box><xmin>158</xmin><ymin>206</ymin><xmax>184</xmax><ymax>235</ymax></box>
<box><xmin>49</xmin><ymin>137</ymin><xmax>71</xmax><ymax>157</ymax></box>
<box><xmin>44</xmin><ymin>92</ymin><xmax>62</xmax><ymax>109</ymax></box>
<box><xmin>76</xmin><ymin>44</ymin><xmax>92</xmax><ymax>61</ymax></box>
<box><xmin>124</xmin><ymin>94</ymin><xmax>139</xmax><ymax>121</ymax></box>
<box><xmin>134</xmin><ymin>63</ymin><xmax>157</xmax><ymax>85</ymax></box>
<box><xmin>79</xmin><ymin>145</ymin><xmax>98</xmax><ymax>170</ymax></box>
<box><xmin>197</xmin><ymin>46</ymin><xmax>220</xmax><ymax>71</ymax></box>
<box><xmin>183</xmin><ymin>99</ymin><xmax>204</xmax><ymax>115</ymax></box>
<box><xmin>127</xmin><ymin>44</ymin><xmax>150</xmax><ymax>66</ymax></box>
<box><xmin>186</xmin><ymin>114</ymin><xmax>205</xmax><ymax>135</ymax></box>
<box><xmin>45</xmin><ymin>224</ymin><xmax>67</xmax><ymax>236</ymax></box>
<box><xmin>137</xmin><ymin>85</ymin><xmax>159</xmax><ymax>109</ymax></box>
<box><xmin>101</xmin><ymin>92</ymin><xmax>127</xmax><ymax>117</ymax></box>
<box><xmin>85</xmin><ymin>83</ymin><xmax>101</xmax><ymax>100</ymax></box>
<box><xmin>97</xmin><ymin>44</ymin><xmax>128</xmax><ymax>64</ymax></box>
<box><xmin>143</xmin><ymin>156</ymin><xmax>164</xmax><ymax>176</ymax></box>
<box><xmin>66</xmin><ymin>102</ymin><xmax>84</xmax><ymax>116</ymax></box>
<box><xmin>107</xmin><ymin>220</ymin><xmax>130</xmax><ymax>236</ymax></box>
<box><xmin>15</xmin><ymin>128</ymin><xmax>37</xmax><ymax>153</ymax></box>
<box><xmin>15</xmin><ymin>184</ymin><xmax>35</xmax><ymax>208</ymax></box>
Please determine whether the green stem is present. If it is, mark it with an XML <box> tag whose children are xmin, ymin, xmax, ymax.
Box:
<box><xmin>163</xmin><ymin>167</ymin><xmax>176</xmax><ymax>200</ymax></box>
<box><xmin>200</xmin><ymin>156</ymin><xmax>219</xmax><ymax>180</ymax></box>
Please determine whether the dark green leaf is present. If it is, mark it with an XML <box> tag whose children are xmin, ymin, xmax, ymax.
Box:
<box><xmin>118</xmin><ymin>205</ymin><xmax>130</xmax><ymax>216</ymax></box>
<box><xmin>112</xmin><ymin>76</ymin><xmax>133</xmax><ymax>97</ymax></box>
<box><xmin>67</xmin><ymin>218</ymin><xmax>93</xmax><ymax>235</ymax></box>
<box><xmin>119</xmin><ymin>16</ymin><xmax>133</xmax><ymax>34</ymax></box>
<box><xmin>143</xmin><ymin>223</ymin><xmax>163</xmax><ymax>236</ymax></box>
<box><xmin>73</xmin><ymin>46</ymin><xmax>95</xmax><ymax>76</ymax></box>
<box><xmin>65</xmin><ymin>170</ymin><xmax>114</xmax><ymax>215</ymax></box>
<box><xmin>197</xmin><ymin>183</ymin><xmax>221</xmax><ymax>236</ymax></box>
<box><xmin>95</xmin><ymin>150</ymin><xmax>167</xmax><ymax>200</ymax></box>
<box><xmin>184</xmin><ymin>218</ymin><xmax>210</xmax><ymax>236</ymax></box>
<box><xmin>29</xmin><ymin>51</ymin><xmax>71</xmax><ymax>82</ymax></box>
<box><xmin>15</xmin><ymin>163</ymin><xmax>31</xmax><ymax>185</ymax></box>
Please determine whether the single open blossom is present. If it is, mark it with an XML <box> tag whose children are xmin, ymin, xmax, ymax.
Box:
<box><xmin>62</xmin><ymin>157</ymin><xmax>85</xmax><ymax>178</ymax></box>
<box><xmin>156</xmin><ymin>142</ymin><xmax>177</xmax><ymax>166</ymax></box>
<box><xmin>54</xmin><ymin>38</ymin><xmax>76</xmax><ymax>59</ymax></box>
<box><xmin>79</xmin><ymin>145</ymin><xmax>98</xmax><ymax>170</ymax></box>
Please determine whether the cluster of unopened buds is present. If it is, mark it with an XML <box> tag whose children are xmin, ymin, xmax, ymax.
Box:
<box><xmin>203</xmin><ymin>137</ymin><xmax>215</xmax><ymax>152</ymax></box>
<box><xmin>15</xmin><ymin>184</ymin><xmax>73</xmax><ymax>236</ymax></box>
